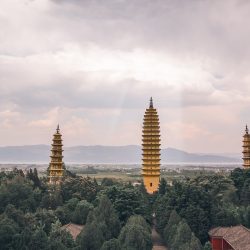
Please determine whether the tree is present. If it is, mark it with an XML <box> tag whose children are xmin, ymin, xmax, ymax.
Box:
<box><xmin>49</xmin><ymin>220</ymin><xmax>75</xmax><ymax>249</ymax></box>
<box><xmin>101</xmin><ymin>178</ymin><xmax>117</xmax><ymax>186</ymax></box>
<box><xmin>104</xmin><ymin>186</ymin><xmax>151</xmax><ymax>224</ymax></box>
<box><xmin>72</xmin><ymin>200</ymin><xmax>93</xmax><ymax>224</ymax></box>
<box><xmin>241</xmin><ymin>205</ymin><xmax>250</xmax><ymax>228</ymax></box>
<box><xmin>163</xmin><ymin>210</ymin><xmax>181</xmax><ymax>245</ymax></box>
<box><xmin>118</xmin><ymin>215</ymin><xmax>152</xmax><ymax>250</ymax></box>
<box><xmin>231</xmin><ymin>168</ymin><xmax>250</xmax><ymax>201</ymax></box>
<box><xmin>155</xmin><ymin>180</ymin><xmax>212</xmax><ymax>243</ymax></box>
<box><xmin>50</xmin><ymin>240</ymin><xmax>67</xmax><ymax>250</ymax></box>
<box><xmin>41</xmin><ymin>190</ymin><xmax>63</xmax><ymax>210</ymax></box>
<box><xmin>5</xmin><ymin>204</ymin><xmax>26</xmax><ymax>228</ymax></box>
<box><xmin>189</xmin><ymin>233</ymin><xmax>202</xmax><ymax>250</ymax></box>
<box><xmin>182</xmin><ymin>204</ymin><xmax>210</xmax><ymax>243</ymax></box>
<box><xmin>54</xmin><ymin>198</ymin><xmax>79</xmax><ymax>224</ymax></box>
<box><xmin>61</xmin><ymin>176</ymin><xmax>98</xmax><ymax>202</ymax></box>
<box><xmin>77</xmin><ymin>222</ymin><xmax>105</xmax><ymax>250</ymax></box>
<box><xmin>91</xmin><ymin>195</ymin><xmax>121</xmax><ymax>240</ymax></box>
<box><xmin>230</xmin><ymin>168</ymin><xmax>245</xmax><ymax>198</ymax></box>
<box><xmin>77</xmin><ymin>196</ymin><xmax>121</xmax><ymax>250</ymax></box>
<box><xmin>0</xmin><ymin>176</ymin><xmax>38</xmax><ymax>212</ymax></box>
<box><xmin>101</xmin><ymin>239</ymin><xmax>121</xmax><ymax>250</ymax></box>
<box><xmin>203</xmin><ymin>241</ymin><xmax>212</xmax><ymax>250</ymax></box>
<box><xmin>27</xmin><ymin>168</ymin><xmax>41</xmax><ymax>188</ymax></box>
<box><xmin>28</xmin><ymin>227</ymin><xmax>50</xmax><ymax>250</ymax></box>
<box><xmin>126</xmin><ymin>215</ymin><xmax>151</xmax><ymax>233</ymax></box>
<box><xmin>172</xmin><ymin>220</ymin><xmax>192</xmax><ymax>250</ymax></box>
<box><xmin>241</xmin><ymin>179</ymin><xmax>250</xmax><ymax>205</ymax></box>
<box><xmin>35</xmin><ymin>209</ymin><xmax>57</xmax><ymax>234</ymax></box>
<box><xmin>159</xmin><ymin>178</ymin><xmax>167</xmax><ymax>195</ymax></box>
<box><xmin>0</xmin><ymin>217</ymin><xmax>19</xmax><ymax>249</ymax></box>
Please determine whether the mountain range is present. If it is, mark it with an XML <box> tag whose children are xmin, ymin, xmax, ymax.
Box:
<box><xmin>0</xmin><ymin>145</ymin><xmax>241</xmax><ymax>164</ymax></box>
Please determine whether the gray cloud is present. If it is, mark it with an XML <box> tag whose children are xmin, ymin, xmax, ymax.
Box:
<box><xmin>0</xmin><ymin>0</ymin><xmax>249</xmax><ymax>152</ymax></box>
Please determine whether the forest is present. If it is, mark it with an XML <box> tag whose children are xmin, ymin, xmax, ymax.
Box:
<box><xmin>0</xmin><ymin>167</ymin><xmax>249</xmax><ymax>250</ymax></box>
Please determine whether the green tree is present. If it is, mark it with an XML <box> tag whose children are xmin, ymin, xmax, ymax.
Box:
<box><xmin>92</xmin><ymin>195</ymin><xmax>121</xmax><ymax>240</ymax></box>
<box><xmin>41</xmin><ymin>190</ymin><xmax>63</xmax><ymax>210</ymax></box>
<box><xmin>101</xmin><ymin>239</ymin><xmax>121</xmax><ymax>250</ymax></box>
<box><xmin>163</xmin><ymin>210</ymin><xmax>181</xmax><ymax>245</ymax></box>
<box><xmin>50</xmin><ymin>240</ymin><xmax>67</xmax><ymax>250</ymax></box>
<box><xmin>231</xmin><ymin>168</ymin><xmax>250</xmax><ymax>201</ymax></box>
<box><xmin>61</xmin><ymin>176</ymin><xmax>98</xmax><ymax>202</ymax></box>
<box><xmin>189</xmin><ymin>233</ymin><xmax>202</xmax><ymax>250</ymax></box>
<box><xmin>49</xmin><ymin>220</ymin><xmax>75</xmax><ymax>249</ymax></box>
<box><xmin>35</xmin><ymin>209</ymin><xmax>57</xmax><ymax>234</ymax></box>
<box><xmin>27</xmin><ymin>168</ymin><xmax>41</xmax><ymax>188</ymax></box>
<box><xmin>5</xmin><ymin>204</ymin><xmax>26</xmax><ymax>228</ymax></box>
<box><xmin>101</xmin><ymin>178</ymin><xmax>117</xmax><ymax>186</ymax></box>
<box><xmin>28</xmin><ymin>227</ymin><xmax>50</xmax><ymax>250</ymax></box>
<box><xmin>155</xmin><ymin>180</ymin><xmax>212</xmax><ymax>243</ymax></box>
<box><xmin>54</xmin><ymin>198</ymin><xmax>79</xmax><ymax>224</ymax></box>
<box><xmin>182</xmin><ymin>204</ymin><xmax>210</xmax><ymax>243</ymax></box>
<box><xmin>119</xmin><ymin>215</ymin><xmax>152</xmax><ymax>250</ymax></box>
<box><xmin>77</xmin><ymin>222</ymin><xmax>105</xmax><ymax>250</ymax></box>
<box><xmin>241</xmin><ymin>179</ymin><xmax>250</xmax><ymax>205</ymax></box>
<box><xmin>72</xmin><ymin>200</ymin><xmax>93</xmax><ymax>224</ymax></box>
<box><xmin>203</xmin><ymin>241</ymin><xmax>212</xmax><ymax>250</ymax></box>
<box><xmin>230</xmin><ymin>168</ymin><xmax>245</xmax><ymax>198</ymax></box>
<box><xmin>0</xmin><ymin>217</ymin><xmax>19</xmax><ymax>250</ymax></box>
<box><xmin>172</xmin><ymin>220</ymin><xmax>192</xmax><ymax>250</ymax></box>
<box><xmin>104</xmin><ymin>186</ymin><xmax>151</xmax><ymax>223</ymax></box>
<box><xmin>0</xmin><ymin>176</ymin><xmax>38</xmax><ymax>212</ymax></box>
<box><xmin>159</xmin><ymin>178</ymin><xmax>167</xmax><ymax>195</ymax></box>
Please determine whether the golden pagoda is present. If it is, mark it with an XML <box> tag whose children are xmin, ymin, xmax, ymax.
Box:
<box><xmin>48</xmin><ymin>125</ymin><xmax>65</xmax><ymax>184</ymax></box>
<box><xmin>243</xmin><ymin>125</ymin><xmax>250</xmax><ymax>169</ymax></box>
<box><xmin>142</xmin><ymin>97</ymin><xmax>161</xmax><ymax>194</ymax></box>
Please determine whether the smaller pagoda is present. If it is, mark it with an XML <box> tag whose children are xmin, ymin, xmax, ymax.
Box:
<box><xmin>48</xmin><ymin>125</ymin><xmax>65</xmax><ymax>184</ymax></box>
<box><xmin>243</xmin><ymin>125</ymin><xmax>250</xmax><ymax>169</ymax></box>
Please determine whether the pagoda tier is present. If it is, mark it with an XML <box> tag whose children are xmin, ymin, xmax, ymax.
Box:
<box><xmin>142</xmin><ymin>97</ymin><xmax>161</xmax><ymax>194</ymax></box>
<box><xmin>48</xmin><ymin>125</ymin><xmax>65</xmax><ymax>184</ymax></box>
<box><xmin>243</xmin><ymin>125</ymin><xmax>250</xmax><ymax>169</ymax></box>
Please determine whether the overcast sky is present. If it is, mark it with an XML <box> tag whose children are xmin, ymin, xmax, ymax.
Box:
<box><xmin>0</xmin><ymin>0</ymin><xmax>250</xmax><ymax>153</ymax></box>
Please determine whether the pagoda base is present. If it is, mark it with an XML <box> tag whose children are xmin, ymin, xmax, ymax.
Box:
<box><xmin>143</xmin><ymin>175</ymin><xmax>160</xmax><ymax>194</ymax></box>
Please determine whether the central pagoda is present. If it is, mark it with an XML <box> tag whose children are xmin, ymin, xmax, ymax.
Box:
<box><xmin>48</xmin><ymin>125</ymin><xmax>65</xmax><ymax>184</ymax></box>
<box><xmin>142</xmin><ymin>97</ymin><xmax>161</xmax><ymax>194</ymax></box>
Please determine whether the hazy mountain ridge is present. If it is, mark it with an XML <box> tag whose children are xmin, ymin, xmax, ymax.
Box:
<box><xmin>0</xmin><ymin>145</ymin><xmax>240</xmax><ymax>164</ymax></box>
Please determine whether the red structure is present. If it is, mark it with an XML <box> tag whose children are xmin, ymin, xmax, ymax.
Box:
<box><xmin>209</xmin><ymin>225</ymin><xmax>250</xmax><ymax>250</ymax></box>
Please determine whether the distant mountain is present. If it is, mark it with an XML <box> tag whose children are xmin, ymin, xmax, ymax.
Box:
<box><xmin>0</xmin><ymin>145</ymin><xmax>241</xmax><ymax>164</ymax></box>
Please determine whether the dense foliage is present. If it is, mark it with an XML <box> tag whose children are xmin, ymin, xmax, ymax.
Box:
<box><xmin>0</xmin><ymin>167</ymin><xmax>249</xmax><ymax>250</ymax></box>
<box><xmin>0</xmin><ymin>169</ymin><xmax>152</xmax><ymax>250</ymax></box>
<box><xmin>155</xmin><ymin>168</ymin><xmax>250</xmax><ymax>246</ymax></box>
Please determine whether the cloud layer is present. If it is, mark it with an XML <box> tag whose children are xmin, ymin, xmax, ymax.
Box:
<box><xmin>0</xmin><ymin>0</ymin><xmax>250</xmax><ymax>153</ymax></box>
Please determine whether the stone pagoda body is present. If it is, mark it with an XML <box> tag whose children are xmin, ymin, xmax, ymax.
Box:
<box><xmin>142</xmin><ymin>98</ymin><xmax>161</xmax><ymax>194</ymax></box>
<box><xmin>48</xmin><ymin>125</ymin><xmax>65</xmax><ymax>184</ymax></box>
<box><xmin>243</xmin><ymin>125</ymin><xmax>250</xmax><ymax>169</ymax></box>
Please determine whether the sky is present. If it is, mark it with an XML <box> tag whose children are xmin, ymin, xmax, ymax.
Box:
<box><xmin>0</xmin><ymin>0</ymin><xmax>250</xmax><ymax>154</ymax></box>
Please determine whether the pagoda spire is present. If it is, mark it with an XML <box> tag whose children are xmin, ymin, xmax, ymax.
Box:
<box><xmin>142</xmin><ymin>98</ymin><xmax>161</xmax><ymax>194</ymax></box>
<box><xmin>57</xmin><ymin>124</ymin><xmax>60</xmax><ymax>133</ymax></box>
<box><xmin>48</xmin><ymin>125</ymin><xmax>65</xmax><ymax>184</ymax></box>
<box><xmin>149</xmin><ymin>97</ymin><xmax>154</xmax><ymax>108</ymax></box>
<box><xmin>243</xmin><ymin>125</ymin><xmax>250</xmax><ymax>169</ymax></box>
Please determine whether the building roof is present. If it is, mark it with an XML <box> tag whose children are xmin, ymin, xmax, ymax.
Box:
<box><xmin>61</xmin><ymin>223</ymin><xmax>84</xmax><ymax>240</ymax></box>
<box><xmin>209</xmin><ymin>225</ymin><xmax>250</xmax><ymax>250</ymax></box>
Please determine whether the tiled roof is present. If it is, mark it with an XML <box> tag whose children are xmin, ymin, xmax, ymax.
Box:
<box><xmin>209</xmin><ymin>225</ymin><xmax>250</xmax><ymax>250</ymax></box>
<box><xmin>61</xmin><ymin>223</ymin><xmax>84</xmax><ymax>240</ymax></box>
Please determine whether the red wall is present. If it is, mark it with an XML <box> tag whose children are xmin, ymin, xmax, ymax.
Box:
<box><xmin>211</xmin><ymin>237</ymin><xmax>234</xmax><ymax>250</ymax></box>
<box><xmin>211</xmin><ymin>237</ymin><xmax>223</xmax><ymax>250</ymax></box>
